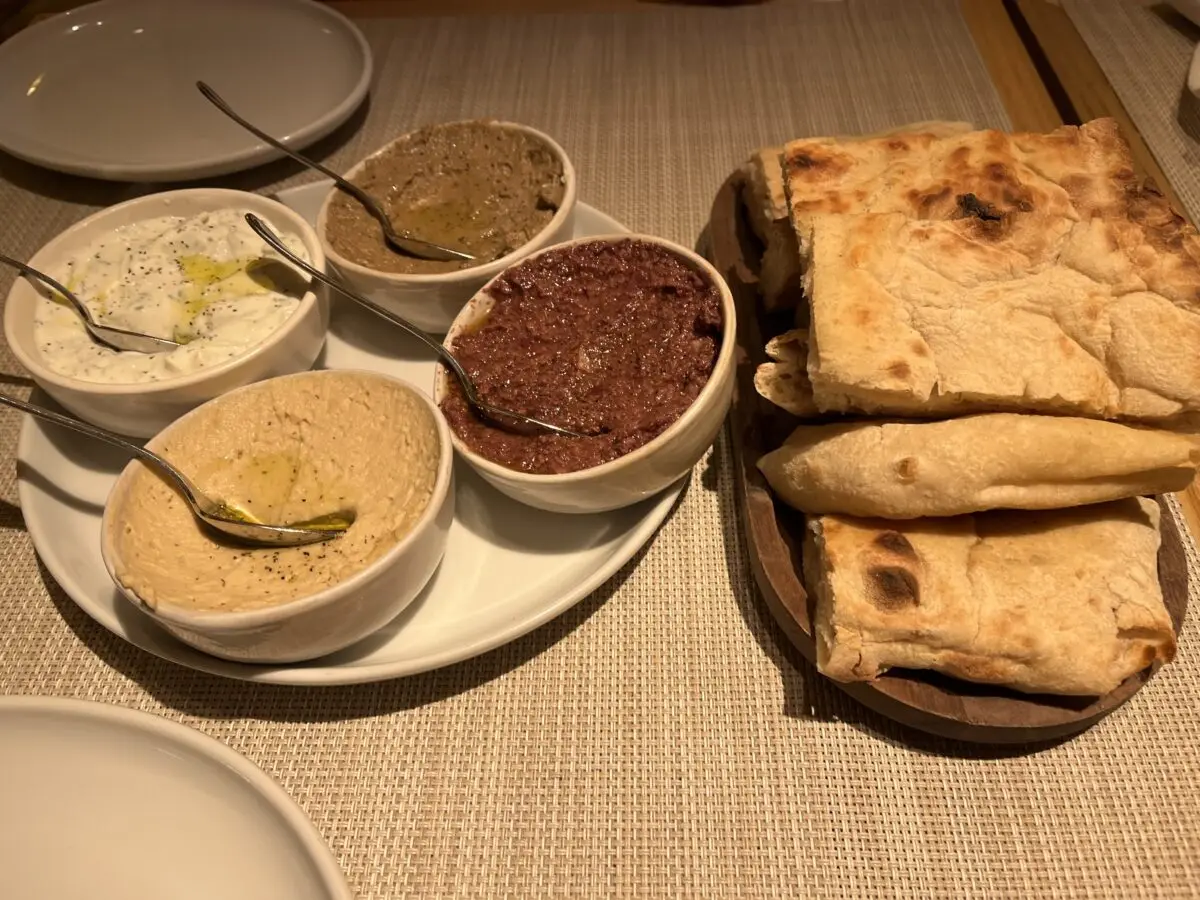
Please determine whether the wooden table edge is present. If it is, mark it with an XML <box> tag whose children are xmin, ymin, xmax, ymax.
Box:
<box><xmin>964</xmin><ymin>0</ymin><xmax>1200</xmax><ymax>543</ymax></box>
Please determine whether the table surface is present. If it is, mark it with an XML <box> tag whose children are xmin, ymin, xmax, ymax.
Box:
<box><xmin>1</xmin><ymin>2</ymin><xmax>1198</xmax><ymax>898</ymax></box>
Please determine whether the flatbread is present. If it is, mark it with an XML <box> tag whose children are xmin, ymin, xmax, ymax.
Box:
<box><xmin>803</xmin><ymin>497</ymin><xmax>1176</xmax><ymax>696</ymax></box>
<box><xmin>741</xmin><ymin>121</ymin><xmax>973</xmax><ymax>313</ymax></box>
<box><xmin>742</xmin><ymin>146</ymin><xmax>805</xmax><ymax>313</ymax></box>
<box><xmin>783</xmin><ymin>118</ymin><xmax>1200</xmax><ymax>422</ymax></box>
<box><xmin>753</xmin><ymin>328</ymin><xmax>818</xmax><ymax>417</ymax></box>
<box><xmin>746</xmin><ymin>120</ymin><xmax>977</xmax><ymax>233</ymax></box>
<box><xmin>783</xmin><ymin>120</ymin><xmax>1118</xmax><ymax>238</ymax></box>
<box><xmin>759</xmin><ymin>413</ymin><xmax>1200</xmax><ymax>518</ymax></box>
<box><xmin>742</xmin><ymin>145</ymin><xmax>788</xmax><ymax>241</ymax></box>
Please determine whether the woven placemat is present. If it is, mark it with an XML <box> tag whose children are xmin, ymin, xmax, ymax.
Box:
<box><xmin>1</xmin><ymin>2</ymin><xmax>1197</xmax><ymax>897</ymax></box>
<box><xmin>1063</xmin><ymin>0</ymin><xmax>1200</xmax><ymax>223</ymax></box>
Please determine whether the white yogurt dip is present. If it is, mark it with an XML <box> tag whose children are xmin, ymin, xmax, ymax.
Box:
<box><xmin>33</xmin><ymin>209</ymin><xmax>310</xmax><ymax>384</ymax></box>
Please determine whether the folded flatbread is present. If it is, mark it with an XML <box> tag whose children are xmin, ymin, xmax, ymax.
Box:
<box><xmin>742</xmin><ymin>145</ymin><xmax>806</xmax><ymax>314</ymax></box>
<box><xmin>783</xmin><ymin>118</ymin><xmax>1200</xmax><ymax>422</ymax></box>
<box><xmin>753</xmin><ymin>329</ymin><xmax>818</xmax><ymax>417</ymax></box>
<box><xmin>741</xmin><ymin>121</ymin><xmax>973</xmax><ymax>314</ymax></box>
<box><xmin>803</xmin><ymin>497</ymin><xmax>1176</xmax><ymax>695</ymax></box>
<box><xmin>742</xmin><ymin>145</ymin><xmax>788</xmax><ymax>243</ymax></box>
<box><xmin>759</xmin><ymin>413</ymin><xmax>1200</xmax><ymax>518</ymax></box>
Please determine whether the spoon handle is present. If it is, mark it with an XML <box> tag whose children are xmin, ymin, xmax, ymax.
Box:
<box><xmin>0</xmin><ymin>392</ymin><xmax>142</xmax><ymax>454</ymax></box>
<box><xmin>249</xmin><ymin>214</ymin><xmax>587</xmax><ymax>439</ymax></box>
<box><xmin>243</xmin><ymin>214</ymin><xmax>472</xmax><ymax>383</ymax></box>
<box><xmin>0</xmin><ymin>254</ymin><xmax>180</xmax><ymax>354</ymax></box>
<box><xmin>196</xmin><ymin>81</ymin><xmax>378</xmax><ymax>214</ymax></box>
<box><xmin>198</xmin><ymin>81</ymin><xmax>471</xmax><ymax>264</ymax></box>
<box><xmin>0</xmin><ymin>252</ymin><xmax>95</xmax><ymax>327</ymax></box>
<box><xmin>0</xmin><ymin>393</ymin><xmax>202</xmax><ymax>508</ymax></box>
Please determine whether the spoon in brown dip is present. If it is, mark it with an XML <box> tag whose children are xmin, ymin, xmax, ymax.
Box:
<box><xmin>244</xmin><ymin>213</ymin><xmax>590</xmax><ymax>440</ymax></box>
<box><xmin>1</xmin><ymin>393</ymin><xmax>354</xmax><ymax>547</ymax></box>
<box><xmin>0</xmin><ymin>253</ymin><xmax>181</xmax><ymax>354</ymax></box>
<box><xmin>196</xmin><ymin>81</ymin><xmax>475</xmax><ymax>264</ymax></box>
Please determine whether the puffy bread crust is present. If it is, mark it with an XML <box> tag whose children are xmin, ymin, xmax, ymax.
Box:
<box><xmin>784</xmin><ymin>119</ymin><xmax>1200</xmax><ymax>421</ymax></box>
<box><xmin>759</xmin><ymin>413</ymin><xmax>1200</xmax><ymax>518</ymax></box>
<box><xmin>804</xmin><ymin>497</ymin><xmax>1176</xmax><ymax>696</ymax></box>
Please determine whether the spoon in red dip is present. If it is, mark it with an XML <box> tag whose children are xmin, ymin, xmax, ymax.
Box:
<box><xmin>244</xmin><ymin>213</ymin><xmax>589</xmax><ymax>440</ymax></box>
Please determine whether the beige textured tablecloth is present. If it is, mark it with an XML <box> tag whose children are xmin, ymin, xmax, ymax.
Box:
<box><xmin>2</xmin><ymin>2</ymin><xmax>1198</xmax><ymax>897</ymax></box>
<box><xmin>1064</xmin><ymin>0</ymin><xmax>1200</xmax><ymax>223</ymax></box>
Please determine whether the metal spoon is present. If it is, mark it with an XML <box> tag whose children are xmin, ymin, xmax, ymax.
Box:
<box><xmin>195</xmin><ymin>81</ymin><xmax>474</xmax><ymax>264</ymax></box>
<box><xmin>1</xmin><ymin>393</ymin><xmax>353</xmax><ymax>547</ymax></box>
<box><xmin>244</xmin><ymin>213</ymin><xmax>590</xmax><ymax>440</ymax></box>
<box><xmin>0</xmin><ymin>253</ymin><xmax>181</xmax><ymax>354</ymax></box>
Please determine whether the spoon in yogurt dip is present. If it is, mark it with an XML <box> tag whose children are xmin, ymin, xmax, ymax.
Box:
<box><xmin>245</xmin><ymin>214</ymin><xmax>591</xmax><ymax>440</ymax></box>
<box><xmin>0</xmin><ymin>393</ymin><xmax>353</xmax><ymax>547</ymax></box>
<box><xmin>196</xmin><ymin>81</ymin><xmax>475</xmax><ymax>264</ymax></box>
<box><xmin>0</xmin><ymin>253</ymin><xmax>181</xmax><ymax>354</ymax></box>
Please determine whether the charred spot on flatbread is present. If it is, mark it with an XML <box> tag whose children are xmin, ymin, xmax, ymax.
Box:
<box><xmin>865</xmin><ymin>565</ymin><xmax>920</xmax><ymax>610</ymax></box>
<box><xmin>909</xmin><ymin>185</ymin><xmax>952</xmax><ymax>217</ymax></box>
<box><xmin>872</xmin><ymin>530</ymin><xmax>918</xmax><ymax>558</ymax></box>
<box><xmin>955</xmin><ymin>192</ymin><xmax>1003</xmax><ymax>222</ymax></box>
<box><xmin>783</xmin><ymin>145</ymin><xmax>854</xmax><ymax>187</ymax></box>
<box><xmin>893</xmin><ymin>456</ymin><xmax>919</xmax><ymax>484</ymax></box>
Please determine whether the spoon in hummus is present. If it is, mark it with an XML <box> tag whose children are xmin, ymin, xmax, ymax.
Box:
<box><xmin>0</xmin><ymin>253</ymin><xmax>181</xmax><ymax>354</ymax></box>
<box><xmin>196</xmin><ymin>81</ymin><xmax>475</xmax><ymax>264</ymax></box>
<box><xmin>0</xmin><ymin>393</ymin><xmax>353</xmax><ymax>547</ymax></box>
<box><xmin>245</xmin><ymin>214</ymin><xmax>590</xmax><ymax>440</ymax></box>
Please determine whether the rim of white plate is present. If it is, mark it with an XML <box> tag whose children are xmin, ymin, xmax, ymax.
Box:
<box><xmin>0</xmin><ymin>695</ymin><xmax>352</xmax><ymax>898</ymax></box>
<box><xmin>17</xmin><ymin>424</ymin><xmax>685</xmax><ymax>683</ymax></box>
<box><xmin>0</xmin><ymin>0</ymin><xmax>373</xmax><ymax>181</ymax></box>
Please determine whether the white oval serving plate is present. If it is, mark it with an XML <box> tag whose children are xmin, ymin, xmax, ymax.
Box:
<box><xmin>0</xmin><ymin>696</ymin><xmax>350</xmax><ymax>900</ymax></box>
<box><xmin>0</xmin><ymin>0</ymin><xmax>371</xmax><ymax>181</ymax></box>
<box><xmin>17</xmin><ymin>184</ymin><xmax>684</xmax><ymax>685</ymax></box>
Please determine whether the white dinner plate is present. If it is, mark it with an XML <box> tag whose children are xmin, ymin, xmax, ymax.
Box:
<box><xmin>0</xmin><ymin>696</ymin><xmax>350</xmax><ymax>900</ymax></box>
<box><xmin>18</xmin><ymin>184</ymin><xmax>684</xmax><ymax>684</ymax></box>
<box><xmin>0</xmin><ymin>0</ymin><xmax>371</xmax><ymax>181</ymax></box>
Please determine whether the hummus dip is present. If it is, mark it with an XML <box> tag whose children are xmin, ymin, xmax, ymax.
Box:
<box><xmin>324</xmin><ymin>120</ymin><xmax>565</xmax><ymax>275</ymax></box>
<box><xmin>441</xmin><ymin>239</ymin><xmax>723</xmax><ymax>474</ymax></box>
<box><xmin>108</xmin><ymin>371</ymin><xmax>441</xmax><ymax>613</ymax></box>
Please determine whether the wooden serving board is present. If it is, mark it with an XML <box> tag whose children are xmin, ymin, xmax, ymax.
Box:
<box><xmin>706</xmin><ymin>171</ymin><xmax>1190</xmax><ymax>745</ymax></box>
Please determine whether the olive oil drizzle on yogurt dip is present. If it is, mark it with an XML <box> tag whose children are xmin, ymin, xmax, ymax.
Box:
<box><xmin>34</xmin><ymin>209</ymin><xmax>310</xmax><ymax>384</ymax></box>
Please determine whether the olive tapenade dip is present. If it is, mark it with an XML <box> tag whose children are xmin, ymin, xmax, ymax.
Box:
<box><xmin>325</xmin><ymin>120</ymin><xmax>566</xmax><ymax>275</ymax></box>
<box><xmin>441</xmin><ymin>239</ymin><xmax>724</xmax><ymax>474</ymax></box>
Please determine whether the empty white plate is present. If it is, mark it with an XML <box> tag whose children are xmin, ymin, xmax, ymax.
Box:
<box><xmin>0</xmin><ymin>697</ymin><xmax>351</xmax><ymax>900</ymax></box>
<box><xmin>0</xmin><ymin>0</ymin><xmax>371</xmax><ymax>181</ymax></box>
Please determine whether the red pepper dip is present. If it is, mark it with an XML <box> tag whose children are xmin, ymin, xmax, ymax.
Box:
<box><xmin>440</xmin><ymin>238</ymin><xmax>724</xmax><ymax>474</ymax></box>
